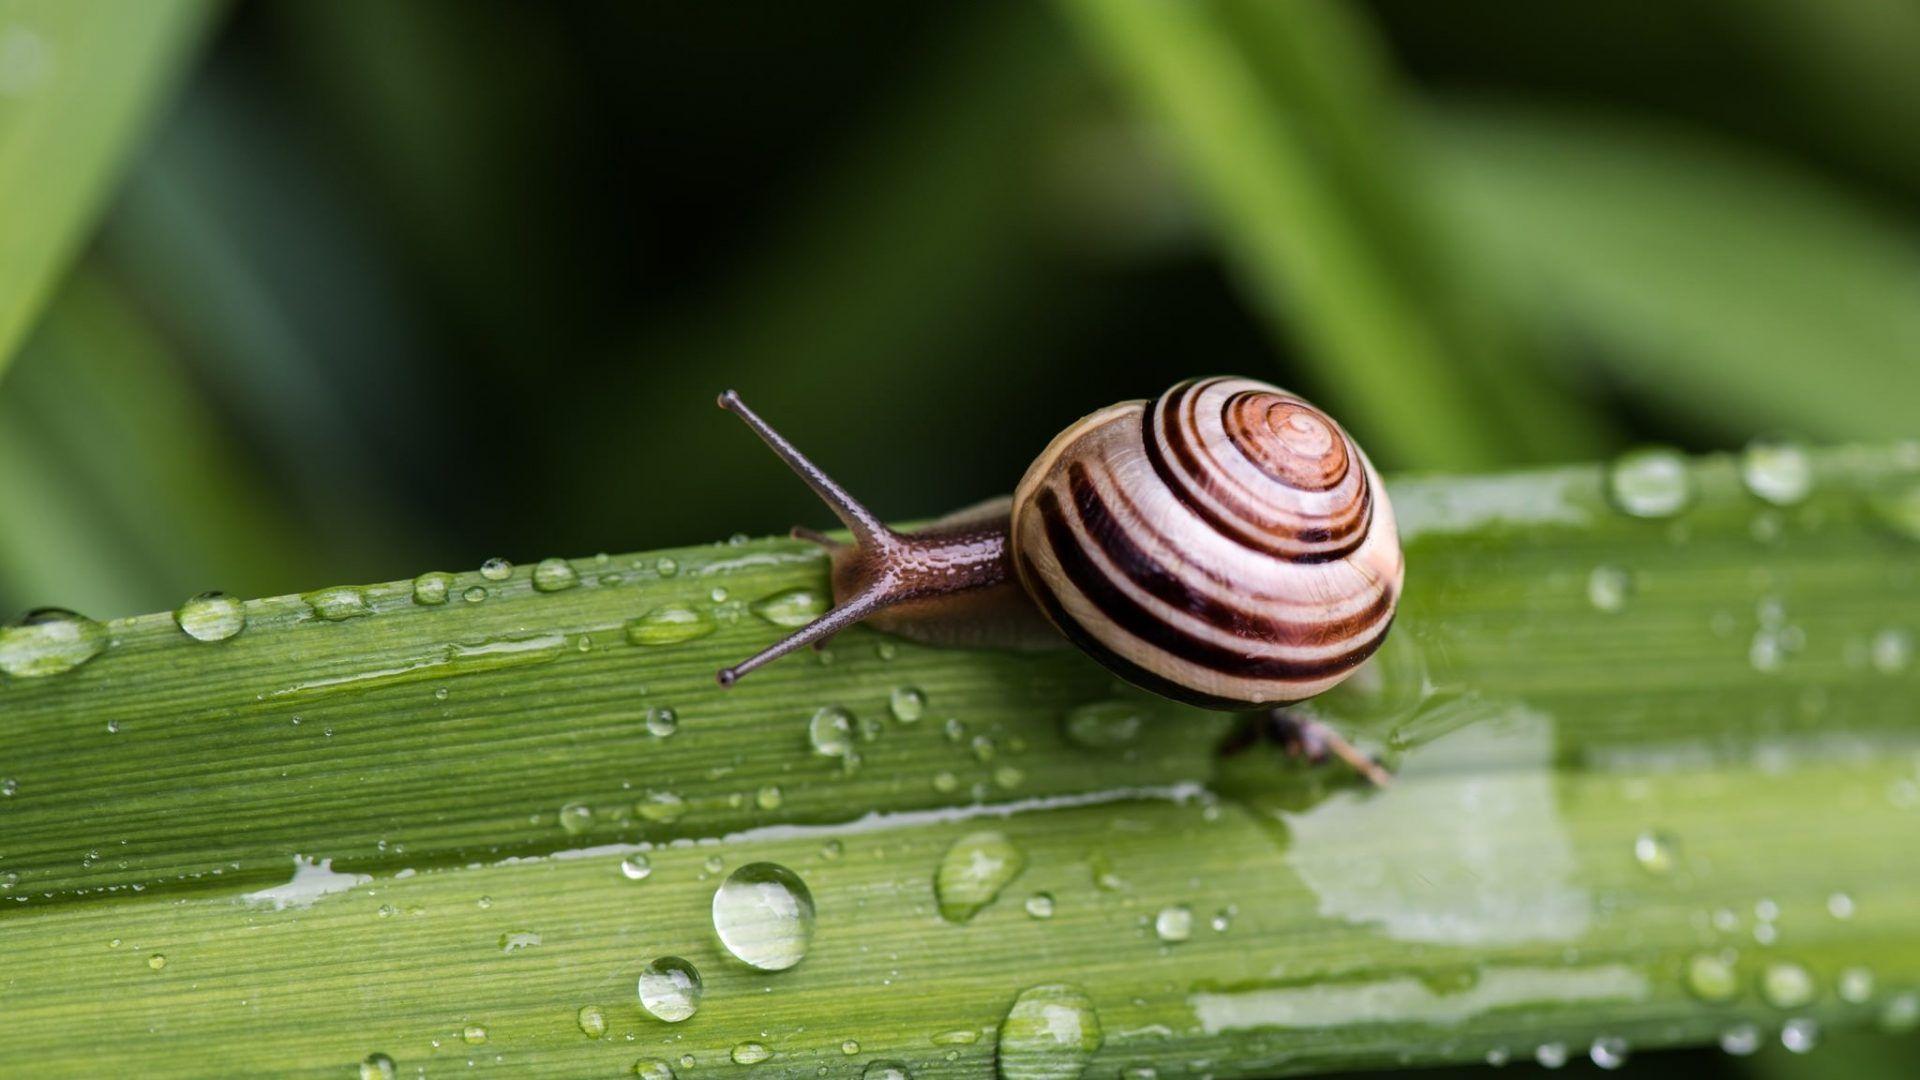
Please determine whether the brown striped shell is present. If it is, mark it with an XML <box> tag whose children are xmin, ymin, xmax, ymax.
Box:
<box><xmin>1009</xmin><ymin>376</ymin><xmax>1402</xmax><ymax>708</ymax></box>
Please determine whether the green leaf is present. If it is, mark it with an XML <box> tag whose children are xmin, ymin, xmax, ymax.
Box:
<box><xmin>3</xmin><ymin>446</ymin><xmax>1918</xmax><ymax>1074</ymax></box>
<box><xmin>1428</xmin><ymin>102</ymin><xmax>1920</xmax><ymax>444</ymax></box>
<box><xmin>0</xmin><ymin>0</ymin><xmax>216</xmax><ymax>378</ymax></box>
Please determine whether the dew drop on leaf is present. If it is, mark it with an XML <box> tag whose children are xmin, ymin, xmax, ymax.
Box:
<box><xmin>712</xmin><ymin>862</ymin><xmax>815</xmax><ymax>971</ymax></box>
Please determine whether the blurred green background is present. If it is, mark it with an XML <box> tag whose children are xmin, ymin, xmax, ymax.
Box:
<box><xmin>2</xmin><ymin>1</ymin><xmax>1918</xmax><ymax>1075</ymax></box>
<box><xmin>7</xmin><ymin>0</ymin><xmax>1920</xmax><ymax>622</ymax></box>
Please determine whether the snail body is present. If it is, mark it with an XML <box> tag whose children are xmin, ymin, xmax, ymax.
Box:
<box><xmin>714</xmin><ymin>377</ymin><xmax>1403</xmax><ymax>712</ymax></box>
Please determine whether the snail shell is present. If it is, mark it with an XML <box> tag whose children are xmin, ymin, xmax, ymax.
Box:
<box><xmin>1009</xmin><ymin>376</ymin><xmax>1402</xmax><ymax>708</ymax></box>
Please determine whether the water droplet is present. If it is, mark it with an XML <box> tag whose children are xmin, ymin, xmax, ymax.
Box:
<box><xmin>1718</xmin><ymin>1025</ymin><xmax>1760</xmax><ymax>1056</ymax></box>
<box><xmin>1606</xmin><ymin>448</ymin><xmax>1694</xmax><ymax>519</ymax></box>
<box><xmin>821</xmin><ymin>839</ymin><xmax>843</xmax><ymax>860</ymax></box>
<box><xmin>1827</xmin><ymin>891</ymin><xmax>1856</xmax><ymax>919</ymax></box>
<box><xmin>1881</xmin><ymin>991</ymin><xmax>1920</xmax><ymax>1031</ymax></box>
<box><xmin>750</xmin><ymin>587</ymin><xmax>828</xmax><ymax>628</ymax></box>
<box><xmin>413</xmin><ymin>572</ymin><xmax>453</xmax><ymax>605</ymax></box>
<box><xmin>0</xmin><ymin>608</ymin><xmax>108</xmax><ymax>677</ymax></box>
<box><xmin>997</xmin><ymin>983</ymin><xmax>1101</xmax><ymax>1080</ymax></box>
<box><xmin>1089</xmin><ymin>852</ymin><xmax>1124</xmax><ymax>892</ymax></box>
<box><xmin>1</xmin><ymin>777</ymin><xmax>14</xmax><ymax>796</ymax></box>
<box><xmin>1025</xmin><ymin>892</ymin><xmax>1055</xmax><ymax>919</ymax></box>
<box><xmin>1780</xmin><ymin>1017</ymin><xmax>1819</xmax><ymax>1053</ymax></box>
<box><xmin>756</xmin><ymin>785</ymin><xmax>783</xmax><ymax>810</ymax></box>
<box><xmin>636</xmin><ymin>956</ymin><xmax>702</xmax><ymax>1022</ymax></box>
<box><xmin>1589</xmin><ymin>1036</ymin><xmax>1629</xmax><ymax>1070</ymax></box>
<box><xmin>646</xmin><ymin>706</ymin><xmax>679</xmax><ymax>737</ymax></box>
<box><xmin>1587</xmin><ymin>566</ymin><xmax>1632</xmax><ymax>614</ymax></box>
<box><xmin>863</xmin><ymin>1062</ymin><xmax>910</xmax><ymax>1080</ymax></box>
<box><xmin>533</xmin><ymin>558</ymin><xmax>580</xmax><ymax>592</ymax></box>
<box><xmin>625</xmin><ymin>606</ymin><xmax>716</xmax><ymax>647</ymax></box>
<box><xmin>560</xmin><ymin>801</ymin><xmax>594</xmax><ymax>836</ymax></box>
<box><xmin>932</xmin><ymin>771</ymin><xmax>959</xmax><ymax>793</ymax></box>
<box><xmin>579</xmin><ymin>1005</ymin><xmax>608</xmax><ymax>1037</ymax></box>
<box><xmin>463</xmin><ymin>586</ymin><xmax>487</xmax><ymax>603</ymax></box>
<box><xmin>1211</xmin><ymin>909</ymin><xmax>1233</xmax><ymax>932</ymax></box>
<box><xmin>808</xmin><ymin>706</ymin><xmax>856</xmax><ymax>758</ymax></box>
<box><xmin>1871</xmin><ymin>628</ymin><xmax>1912</xmax><ymax>673</ymax></box>
<box><xmin>633</xmin><ymin>1059</ymin><xmax>674</xmax><ymax>1080</ymax></box>
<box><xmin>1153</xmin><ymin>905</ymin><xmax>1192</xmax><ymax>943</ymax></box>
<box><xmin>304</xmin><ymin>587</ymin><xmax>370</xmax><ymax>622</ymax></box>
<box><xmin>655</xmin><ymin>556</ymin><xmax>679</xmax><ymax>577</ymax></box>
<box><xmin>1632</xmin><ymin>830</ymin><xmax>1677</xmax><ymax>874</ymax></box>
<box><xmin>1063</xmin><ymin>701</ymin><xmax>1146</xmax><ymax>749</ymax></box>
<box><xmin>888</xmin><ymin>686</ymin><xmax>927</xmax><ymax>723</ymax></box>
<box><xmin>934</xmin><ymin>1029</ymin><xmax>980</xmax><ymax>1045</ymax></box>
<box><xmin>1685</xmin><ymin>952</ymin><xmax>1740</xmax><ymax>1002</ymax></box>
<box><xmin>480</xmin><ymin>558</ymin><xmax>513</xmax><ymax>581</ymax></box>
<box><xmin>936</xmin><ymin>831</ymin><xmax>1025</xmax><ymax>922</ymax></box>
<box><xmin>1533</xmin><ymin>1042</ymin><xmax>1568</xmax><ymax>1069</ymax></box>
<box><xmin>841</xmin><ymin>1040</ymin><xmax>860</xmax><ymax>1055</ymax></box>
<box><xmin>875</xmin><ymin>640</ymin><xmax>899</xmax><ymax>661</ymax></box>
<box><xmin>712</xmin><ymin>862</ymin><xmax>815</xmax><ymax>970</ymax></box>
<box><xmin>1762</xmin><ymin>961</ymin><xmax>1816</xmax><ymax>1008</ymax></box>
<box><xmin>620</xmin><ymin>855</ymin><xmax>652</xmax><ymax>881</ymax></box>
<box><xmin>360</xmin><ymin>1053</ymin><xmax>398</xmax><ymax>1080</ymax></box>
<box><xmin>704</xmin><ymin>854</ymin><xmax>724</xmax><ymax>874</ymax></box>
<box><xmin>1741</xmin><ymin>437</ymin><xmax>1813</xmax><ymax>506</ymax></box>
<box><xmin>147</xmin><ymin>953</ymin><xmax>167</xmax><ymax>971</ymax></box>
<box><xmin>637</xmin><ymin>790</ymin><xmax>687</xmax><ymax>824</ymax></box>
<box><xmin>462</xmin><ymin>1024</ymin><xmax>488</xmax><ymax>1045</ymax></box>
<box><xmin>174</xmin><ymin>592</ymin><xmax>246</xmax><ymax>642</ymax></box>
<box><xmin>1839</xmin><ymin>966</ymin><xmax>1875</xmax><ymax>1004</ymax></box>
<box><xmin>1120</xmin><ymin>1068</ymin><xmax>1157</xmax><ymax>1080</ymax></box>
<box><xmin>476</xmin><ymin>895</ymin><xmax>492</xmax><ymax>909</ymax></box>
<box><xmin>731</xmin><ymin>1043</ymin><xmax>772</xmax><ymax>1066</ymax></box>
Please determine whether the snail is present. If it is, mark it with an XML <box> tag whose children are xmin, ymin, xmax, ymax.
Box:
<box><xmin>713</xmin><ymin>376</ymin><xmax>1404</xmax><ymax>783</ymax></box>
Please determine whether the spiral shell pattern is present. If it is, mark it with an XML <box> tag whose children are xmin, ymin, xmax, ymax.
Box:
<box><xmin>1010</xmin><ymin>376</ymin><xmax>1402</xmax><ymax>708</ymax></box>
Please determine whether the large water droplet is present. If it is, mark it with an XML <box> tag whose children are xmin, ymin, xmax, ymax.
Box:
<box><xmin>625</xmin><ymin>606</ymin><xmax>716</xmax><ymax>647</ymax></box>
<box><xmin>888</xmin><ymin>686</ymin><xmax>927</xmax><ymax>723</ymax></box>
<box><xmin>1589</xmin><ymin>1036</ymin><xmax>1629</xmax><ymax>1070</ymax></box>
<box><xmin>645</xmin><ymin>706</ymin><xmax>679</xmax><ymax>737</ymax></box>
<box><xmin>480</xmin><ymin>558</ymin><xmax>513</xmax><ymax>582</ymax></box>
<box><xmin>1632</xmin><ymin>830</ymin><xmax>1677</xmax><ymax>874</ymax></box>
<box><xmin>0</xmin><ymin>608</ymin><xmax>108</xmax><ymax>677</ymax></box>
<box><xmin>578</xmin><ymin>1005</ymin><xmax>608</xmax><ymax>1037</ymax></box>
<box><xmin>808</xmin><ymin>706</ymin><xmax>856</xmax><ymax>758</ymax></box>
<box><xmin>1534</xmin><ymin>1042</ymin><xmax>1568</xmax><ymax>1069</ymax></box>
<box><xmin>637</xmin><ymin>790</ymin><xmax>687</xmax><ymax>824</ymax></box>
<box><xmin>1025</xmin><ymin>893</ymin><xmax>1056</xmax><ymax>920</ymax></box>
<box><xmin>305</xmin><ymin>587</ymin><xmax>371</xmax><ymax>622</ymax></box>
<box><xmin>730</xmin><ymin>1043</ymin><xmax>772</xmax><ymax>1066</ymax></box>
<box><xmin>1606</xmin><ymin>448</ymin><xmax>1694</xmax><ymax>519</ymax></box>
<box><xmin>1587</xmin><ymin>566</ymin><xmax>1632</xmax><ymax>614</ymax></box>
<box><xmin>997</xmin><ymin>984</ymin><xmax>1102</xmax><ymax>1080</ymax></box>
<box><xmin>620</xmin><ymin>855</ymin><xmax>653</xmax><ymax>881</ymax></box>
<box><xmin>1762</xmin><ymin>961</ymin><xmax>1816</xmax><ymax>1008</ymax></box>
<box><xmin>413</xmin><ymin>572</ymin><xmax>453</xmax><ymax>605</ymax></box>
<box><xmin>461</xmin><ymin>1024</ymin><xmax>488</xmax><ymax>1045</ymax></box>
<box><xmin>1153</xmin><ymin>905</ymin><xmax>1192</xmax><ymax>943</ymax></box>
<box><xmin>636</xmin><ymin>956</ymin><xmax>702</xmax><ymax>1022</ymax></box>
<box><xmin>1685</xmin><ymin>952</ymin><xmax>1739</xmax><ymax>1002</ymax></box>
<box><xmin>633</xmin><ymin>1059</ymin><xmax>674</xmax><ymax>1080</ymax></box>
<box><xmin>1871</xmin><ymin>628</ymin><xmax>1913</xmax><ymax>674</ymax></box>
<box><xmin>1719</xmin><ymin>1025</ymin><xmax>1761</xmax><ymax>1056</ymax></box>
<box><xmin>1063</xmin><ymin>701</ymin><xmax>1145</xmax><ymax>749</ymax></box>
<box><xmin>936</xmin><ymin>831</ymin><xmax>1025</xmax><ymax>923</ymax></box>
<box><xmin>1780</xmin><ymin>1018</ymin><xmax>1819</xmax><ymax>1053</ymax></box>
<box><xmin>863</xmin><ymin>1062</ymin><xmax>911</xmax><ymax>1080</ymax></box>
<box><xmin>1838</xmin><ymin>966</ymin><xmax>1875</xmax><ymax>1004</ymax></box>
<box><xmin>360</xmin><ymin>1053</ymin><xmax>398</xmax><ymax>1080</ymax></box>
<box><xmin>533</xmin><ymin>558</ymin><xmax>580</xmax><ymax>592</ymax></box>
<box><xmin>560</xmin><ymin>800</ymin><xmax>594</xmax><ymax>836</ymax></box>
<box><xmin>751</xmin><ymin>587</ymin><xmax>828</xmax><ymax>628</ymax></box>
<box><xmin>1741</xmin><ymin>438</ymin><xmax>1813</xmax><ymax>506</ymax></box>
<box><xmin>712</xmin><ymin>862</ymin><xmax>815</xmax><ymax>971</ymax></box>
<box><xmin>174</xmin><ymin>592</ymin><xmax>245</xmax><ymax>643</ymax></box>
